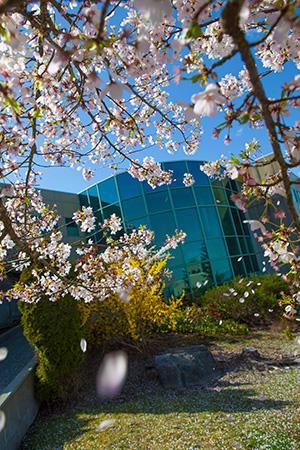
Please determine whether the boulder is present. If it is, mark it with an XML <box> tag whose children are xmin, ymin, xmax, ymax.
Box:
<box><xmin>154</xmin><ymin>345</ymin><xmax>218</xmax><ymax>389</ymax></box>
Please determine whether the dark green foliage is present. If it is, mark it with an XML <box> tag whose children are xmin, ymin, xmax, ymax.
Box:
<box><xmin>18</xmin><ymin>269</ymin><xmax>84</xmax><ymax>403</ymax></box>
<box><xmin>173</xmin><ymin>305</ymin><xmax>248</xmax><ymax>336</ymax></box>
<box><xmin>199</xmin><ymin>274</ymin><xmax>288</xmax><ymax>324</ymax></box>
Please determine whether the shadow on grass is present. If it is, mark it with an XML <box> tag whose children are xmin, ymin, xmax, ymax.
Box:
<box><xmin>22</xmin><ymin>384</ymin><xmax>291</xmax><ymax>449</ymax></box>
<box><xmin>101</xmin><ymin>386</ymin><xmax>290</xmax><ymax>415</ymax></box>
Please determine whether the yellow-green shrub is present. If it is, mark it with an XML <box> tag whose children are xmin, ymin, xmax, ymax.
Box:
<box><xmin>79</xmin><ymin>258</ymin><xmax>182</xmax><ymax>344</ymax></box>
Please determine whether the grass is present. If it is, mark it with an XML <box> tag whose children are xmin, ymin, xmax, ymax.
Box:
<box><xmin>22</xmin><ymin>331</ymin><xmax>300</xmax><ymax>450</ymax></box>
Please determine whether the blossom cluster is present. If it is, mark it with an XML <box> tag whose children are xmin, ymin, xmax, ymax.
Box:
<box><xmin>0</xmin><ymin>0</ymin><xmax>298</xmax><ymax>314</ymax></box>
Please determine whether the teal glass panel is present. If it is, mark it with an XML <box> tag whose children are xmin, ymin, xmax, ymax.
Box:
<box><xmin>243</xmin><ymin>255</ymin><xmax>253</xmax><ymax>274</ymax></box>
<box><xmin>167</xmin><ymin>246</ymin><xmax>184</xmax><ymax>268</ymax></box>
<box><xmin>226</xmin><ymin>236</ymin><xmax>241</xmax><ymax>256</ymax></box>
<box><xmin>239</xmin><ymin>236</ymin><xmax>248</xmax><ymax>254</ymax></box>
<box><xmin>231</xmin><ymin>208</ymin><xmax>244</xmax><ymax>235</ymax></box>
<box><xmin>186</xmin><ymin>161</ymin><xmax>210</xmax><ymax>185</ymax></box>
<box><xmin>150</xmin><ymin>211</ymin><xmax>176</xmax><ymax>244</ymax></box>
<box><xmin>175</xmin><ymin>208</ymin><xmax>203</xmax><ymax>242</ymax></box>
<box><xmin>206</xmin><ymin>238</ymin><xmax>228</xmax><ymax>260</ymax></box>
<box><xmin>199</xmin><ymin>207</ymin><xmax>222</xmax><ymax>238</ymax></box>
<box><xmin>125</xmin><ymin>216</ymin><xmax>151</xmax><ymax>232</ymax></box>
<box><xmin>122</xmin><ymin>196</ymin><xmax>146</xmax><ymax>220</ymax></box>
<box><xmin>146</xmin><ymin>190</ymin><xmax>171</xmax><ymax>214</ymax></box>
<box><xmin>65</xmin><ymin>218</ymin><xmax>79</xmax><ymax>237</ymax></box>
<box><xmin>171</xmin><ymin>188</ymin><xmax>195</xmax><ymax>208</ymax></box>
<box><xmin>211</xmin><ymin>178</ymin><xmax>225</xmax><ymax>188</ymax></box>
<box><xmin>163</xmin><ymin>161</ymin><xmax>187</xmax><ymax>187</ymax></box>
<box><xmin>190</xmin><ymin>261</ymin><xmax>214</xmax><ymax>292</ymax></box>
<box><xmin>79</xmin><ymin>192</ymin><xmax>89</xmax><ymax>207</ymax></box>
<box><xmin>194</xmin><ymin>186</ymin><xmax>214</xmax><ymax>205</ymax></box>
<box><xmin>87</xmin><ymin>186</ymin><xmax>100</xmax><ymax>211</ymax></box>
<box><xmin>99</xmin><ymin>177</ymin><xmax>118</xmax><ymax>207</ymax></box>
<box><xmin>224</xmin><ymin>179</ymin><xmax>239</xmax><ymax>192</ymax></box>
<box><xmin>142</xmin><ymin>180</ymin><xmax>166</xmax><ymax>193</ymax></box>
<box><xmin>226</xmin><ymin>190</ymin><xmax>236</xmax><ymax>207</ymax></box>
<box><xmin>213</xmin><ymin>187</ymin><xmax>228</xmax><ymax>205</ymax></box>
<box><xmin>218</xmin><ymin>206</ymin><xmax>236</xmax><ymax>235</ymax></box>
<box><xmin>239</xmin><ymin>210</ymin><xmax>250</xmax><ymax>235</ymax></box>
<box><xmin>168</xmin><ymin>266</ymin><xmax>190</xmax><ymax>297</ymax></box>
<box><xmin>117</xmin><ymin>172</ymin><xmax>141</xmax><ymax>200</ymax></box>
<box><xmin>212</xmin><ymin>259</ymin><xmax>233</xmax><ymax>285</ymax></box>
<box><xmin>246</xmin><ymin>236</ymin><xmax>254</xmax><ymax>253</ymax></box>
<box><xmin>182</xmin><ymin>241</ymin><xmax>207</xmax><ymax>274</ymax></box>
<box><xmin>251</xmin><ymin>254</ymin><xmax>259</xmax><ymax>272</ymax></box>
<box><xmin>231</xmin><ymin>256</ymin><xmax>246</xmax><ymax>276</ymax></box>
<box><xmin>102</xmin><ymin>204</ymin><xmax>122</xmax><ymax>219</ymax></box>
<box><xmin>94</xmin><ymin>210</ymin><xmax>103</xmax><ymax>231</ymax></box>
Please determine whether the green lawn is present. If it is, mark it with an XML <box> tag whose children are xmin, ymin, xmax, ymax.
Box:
<box><xmin>22</xmin><ymin>332</ymin><xmax>300</xmax><ymax>450</ymax></box>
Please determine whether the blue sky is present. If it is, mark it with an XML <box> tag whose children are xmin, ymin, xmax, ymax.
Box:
<box><xmin>38</xmin><ymin>52</ymin><xmax>299</xmax><ymax>193</ymax></box>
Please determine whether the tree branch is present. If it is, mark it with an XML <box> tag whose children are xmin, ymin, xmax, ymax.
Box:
<box><xmin>222</xmin><ymin>0</ymin><xmax>300</xmax><ymax>231</ymax></box>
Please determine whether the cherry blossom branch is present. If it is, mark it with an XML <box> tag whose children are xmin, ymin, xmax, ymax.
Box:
<box><xmin>222</xmin><ymin>0</ymin><xmax>300</xmax><ymax>231</ymax></box>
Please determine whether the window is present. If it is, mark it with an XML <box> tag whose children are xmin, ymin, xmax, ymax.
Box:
<box><xmin>79</xmin><ymin>192</ymin><xmax>89</xmax><ymax>208</ymax></box>
<box><xmin>117</xmin><ymin>172</ymin><xmax>141</xmax><ymax>200</ymax></box>
<box><xmin>250</xmin><ymin>254</ymin><xmax>259</xmax><ymax>272</ymax></box>
<box><xmin>199</xmin><ymin>207</ymin><xmax>222</xmax><ymax>238</ymax></box>
<box><xmin>150</xmin><ymin>211</ymin><xmax>177</xmax><ymax>245</ymax></box>
<box><xmin>122</xmin><ymin>196</ymin><xmax>146</xmax><ymax>220</ymax></box>
<box><xmin>239</xmin><ymin>210</ymin><xmax>250</xmax><ymax>235</ymax></box>
<box><xmin>243</xmin><ymin>236</ymin><xmax>255</xmax><ymax>254</ymax></box>
<box><xmin>186</xmin><ymin>161</ymin><xmax>210</xmax><ymax>185</ymax></box>
<box><xmin>231</xmin><ymin>208</ymin><xmax>244</xmax><ymax>235</ymax></box>
<box><xmin>212</xmin><ymin>259</ymin><xmax>233</xmax><ymax>285</ymax></box>
<box><xmin>87</xmin><ymin>186</ymin><xmax>100</xmax><ymax>211</ymax></box>
<box><xmin>239</xmin><ymin>236</ymin><xmax>248</xmax><ymax>254</ymax></box>
<box><xmin>194</xmin><ymin>186</ymin><xmax>214</xmax><ymax>205</ymax></box>
<box><xmin>226</xmin><ymin>236</ymin><xmax>241</xmax><ymax>256</ymax></box>
<box><xmin>224</xmin><ymin>179</ymin><xmax>239</xmax><ymax>192</ymax></box>
<box><xmin>182</xmin><ymin>241</ymin><xmax>207</xmax><ymax>274</ymax></box>
<box><xmin>65</xmin><ymin>218</ymin><xmax>79</xmax><ymax>237</ymax></box>
<box><xmin>231</xmin><ymin>256</ymin><xmax>246</xmax><ymax>276</ymax></box>
<box><xmin>102</xmin><ymin>204</ymin><xmax>122</xmax><ymax>219</ymax></box>
<box><xmin>171</xmin><ymin>188</ymin><xmax>195</xmax><ymax>208</ymax></box>
<box><xmin>218</xmin><ymin>206</ymin><xmax>236</xmax><ymax>235</ymax></box>
<box><xmin>125</xmin><ymin>216</ymin><xmax>151</xmax><ymax>232</ymax></box>
<box><xmin>146</xmin><ymin>190</ymin><xmax>171</xmax><ymax>214</ymax></box>
<box><xmin>176</xmin><ymin>208</ymin><xmax>203</xmax><ymax>242</ymax></box>
<box><xmin>167</xmin><ymin>246</ymin><xmax>184</xmax><ymax>268</ymax></box>
<box><xmin>213</xmin><ymin>188</ymin><xmax>228</xmax><ymax>206</ymax></box>
<box><xmin>99</xmin><ymin>177</ymin><xmax>118</xmax><ymax>207</ymax></box>
<box><xmin>189</xmin><ymin>261</ymin><xmax>213</xmax><ymax>291</ymax></box>
<box><xmin>167</xmin><ymin>266</ymin><xmax>190</xmax><ymax>297</ymax></box>
<box><xmin>211</xmin><ymin>178</ymin><xmax>225</xmax><ymax>188</ymax></box>
<box><xmin>163</xmin><ymin>161</ymin><xmax>187</xmax><ymax>187</ymax></box>
<box><xmin>243</xmin><ymin>255</ymin><xmax>253</xmax><ymax>274</ymax></box>
<box><xmin>206</xmin><ymin>238</ymin><xmax>228</xmax><ymax>260</ymax></box>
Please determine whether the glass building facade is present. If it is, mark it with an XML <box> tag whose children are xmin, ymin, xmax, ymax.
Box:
<box><xmin>79</xmin><ymin>160</ymin><xmax>260</xmax><ymax>298</ymax></box>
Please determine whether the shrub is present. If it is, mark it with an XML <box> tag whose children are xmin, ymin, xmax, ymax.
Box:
<box><xmin>18</xmin><ymin>269</ymin><xmax>84</xmax><ymax>403</ymax></box>
<box><xmin>79</xmin><ymin>258</ymin><xmax>182</xmax><ymax>345</ymax></box>
<box><xmin>174</xmin><ymin>305</ymin><xmax>248</xmax><ymax>336</ymax></box>
<box><xmin>199</xmin><ymin>274</ymin><xmax>288</xmax><ymax>324</ymax></box>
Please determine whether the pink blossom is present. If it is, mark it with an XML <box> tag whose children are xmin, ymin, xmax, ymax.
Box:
<box><xmin>192</xmin><ymin>84</ymin><xmax>225</xmax><ymax>117</ymax></box>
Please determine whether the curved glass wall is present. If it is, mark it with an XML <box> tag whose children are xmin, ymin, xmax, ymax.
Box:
<box><xmin>79</xmin><ymin>160</ymin><xmax>260</xmax><ymax>298</ymax></box>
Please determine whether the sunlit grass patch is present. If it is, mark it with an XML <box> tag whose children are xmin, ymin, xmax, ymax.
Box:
<box><xmin>22</xmin><ymin>367</ymin><xmax>300</xmax><ymax>450</ymax></box>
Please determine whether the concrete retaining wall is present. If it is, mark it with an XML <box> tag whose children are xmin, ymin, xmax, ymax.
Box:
<box><xmin>0</xmin><ymin>356</ymin><xmax>39</xmax><ymax>450</ymax></box>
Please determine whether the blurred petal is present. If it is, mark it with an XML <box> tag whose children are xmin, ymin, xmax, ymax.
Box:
<box><xmin>96</xmin><ymin>350</ymin><xmax>128</xmax><ymax>399</ymax></box>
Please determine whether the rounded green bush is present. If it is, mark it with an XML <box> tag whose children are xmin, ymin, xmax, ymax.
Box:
<box><xmin>199</xmin><ymin>274</ymin><xmax>288</xmax><ymax>324</ymax></box>
<box><xmin>18</xmin><ymin>269</ymin><xmax>84</xmax><ymax>403</ymax></box>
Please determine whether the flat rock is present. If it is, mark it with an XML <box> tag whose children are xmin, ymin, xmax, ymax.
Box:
<box><xmin>241</xmin><ymin>347</ymin><xmax>261</xmax><ymax>359</ymax></box>
<box><xmin>154</xmin><ymin>345</ymin><xmax>218</xmax><ymax>389</ymax></box>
